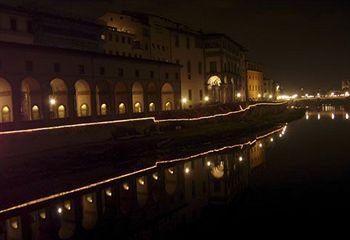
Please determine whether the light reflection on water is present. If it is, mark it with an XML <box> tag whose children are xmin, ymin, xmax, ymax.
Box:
<box><xmin>0</xmin><ymin>125</ymin><xmax>287</xmax><ymax>239</ymax></box>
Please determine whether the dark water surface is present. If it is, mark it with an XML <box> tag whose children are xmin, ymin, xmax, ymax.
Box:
<box><xmin>174</xmin><ymin>108</ymin><xmax>350</xmax><ymax>238</ymax></box>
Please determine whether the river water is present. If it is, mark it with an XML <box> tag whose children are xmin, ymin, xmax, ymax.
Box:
<box><xmin>1</xmin><ymin>105</ymin><xmax>350</xmax><ymax>239</ymax></box>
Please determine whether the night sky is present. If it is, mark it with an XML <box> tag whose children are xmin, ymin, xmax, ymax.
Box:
<box><xmin>4</xmin><ymin>0</ymin><xmax>350</xmax><ymax>93</ymax></box>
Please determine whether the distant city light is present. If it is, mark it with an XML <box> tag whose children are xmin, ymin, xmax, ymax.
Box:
<box><xmin>238</xmin><ymin>156</ymin><xmax>243</xmax><ymax>162</ymax></box>
<box><xmin>331</xmin><ymin>113</ymin><xmax>335</xmax><ymax>120</ymax></box>
<box><xmin>270</xmin><ymin>137</ymin><xmax>274</xmax><ymax>142</ymax></box>
<box><xmin>258</xmin><ymin>93</ymin><xmax>262</xmax><ymax>98</ymax></box>
<box><xmin>184</xmin><ymin>167</ymin><xmax>190</xmax><ymax>174</ymax></box>
<box><xmin>181</xmin><ymin>97</ymin><xmax>187</xmax><ymax>104</ymax></box>
<box><xmin>346</xmin><ymin>113</ymin><xmax>349</xmax><ymax>120</ymax></box>
<box><xmin>345</xmin><ymin>91</ymin><xmax>350</xmax><ymax>97</ymax></box>
<box><xmin>236</xmin><ymin>93</ymin><xmax>242</xmax><ymax>98</ymax></box>
<box><xmin>269</xmin><ymin>94</ymin><xmax>273</xmax><ymax>99</ymax></box>
<box><xmin>204</xmin><ymin>96</ymin><xmax>210</xmax><ymax>102</ymax></box>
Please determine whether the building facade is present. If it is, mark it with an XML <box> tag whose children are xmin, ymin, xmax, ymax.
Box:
<box><xmin>204</xmin><ymin>34</ymin><xmax>247</xmax><ymax>103</ymax></box>
<box><xmin>0</xmin><ymin>41</ymin><xmax>180</xmax><ymax>125</ymax></box>
<box><xmin>263</xmin><ymin>77</ymin><xmax>276</xmax><ymax>100</ymax></box>
<box><xmin>247</xmin><ymin>61</ymin><xmax>263</xmax><ymax>101</ymax></box>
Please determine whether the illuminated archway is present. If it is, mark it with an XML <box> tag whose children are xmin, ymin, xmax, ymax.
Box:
<box><xmin>115</xmin><ymin>82</ymin><xmax>128</xmax><ymax>114</ymax></box>
<box><xmin>207</xmin><ymin>75</ymin><xmax>222</xmax><ymax>103</ymax></box>
<box><xmin>149</xmin><ymin>102</ymin><xmax>155</xmax><ymax>112</ymax></box>
<box><xmin>0</xmin><ymin>78</ymin><xmax>13</xmax><ymax>122</ymax></box>
<box><xmin>31</xmin><ymin>105</ymin><xmax>40</xmax><ymax>120</ymax></box>
<box><xmin>96</xmin><ymin>81</ymin><xmax>110</xmax><ymax>116</ymax></box>
<box><xmin>100</xmin><ymin>103</ymin><xmax>107</xmax><ymax>116</ymax></box>
<box><xmin>161</xmin><ymin>83</ymin><xmax>174</xmax><ymax>111</ymax></box>
<box><xmin>137</xmin><ymin>176</ymin><xmax>148</xmax><ymax>207</ymax></box>
<box><xmin>80</xmin><ymin>104</ymin><xmax>89</xmax><ymax>117</ymax></box>
<box><xmin>50</xmin><ymin>78</ymin><xmax>68</xmax><ymax>119</ymax></box>
<box><xmin>134</xmin><ymin>102</ymin><xmax>142</xmax><ymax>113</ymax></box>
<box><xmin>165</xmin><ymin>101</ymin><xmax>172</xmax><ymax>111</ymax></box>
<box><xmin>118</xmin><ymin>103</ymin><xmax>126</xmax><ymax>114</ymax></box>
<box><xmin>58</xmin><ymin>105</ymin><xmax>66</xmax><ymax>119</ymax></box>
<box><xmin>132</xmin><ymin>82</ymin><xmax>144</xmax><ymax>113</ymax></box>
<box><xmin>75</xmin><ymin>80</ymin><xmax>91</xmax><ymax>117</ymax></box>
<box><xmin>21</xmin><ymin>78</ymin><xmax>41</xmax><ymax>120</ymax></box>
<box><xmin>1</xmin><ymin>106</ymin><xmax>11</xmax><ymax>123</ymax></box>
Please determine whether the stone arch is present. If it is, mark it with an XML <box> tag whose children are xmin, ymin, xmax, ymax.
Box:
<box><xmin>50</xmin><ymin>78</ymin><xmax>68</xmax><ymax>119</ymax></box>
<box><xmin>75</xmin><ymin>80</ymin><xmax>91</xmax><ymax>117</ymax></box>
<box><xmin>161</xmin><ymin>83</ymin><xmax>174</xmax><ymax>111</ymax></box>
<box><xmin>132</xmin><ymin>82</ymin><xmax>144</xmax><ymax>113</ymax></box>
<box><xmin>0</xmin><ymin>77</ymin><xmax>13</xmax><ymax>123</ymax></box>
<box><xmin>96</xmin><ymin>80</ymin><xmax>110</xmax><ymax>116</ymax></box>
<box><xmin>21</xmin><ymin>77</ymin><xmax>42</xmax><ymax>120</ymax></box>
<box><xmin>136</xmin><ymin>176</ymin><xmax>148</xmax><ymax>208</ymax></box>
<box><xmin>81</xmin><ymin>193</ymin><xmax>98</xmax><ymax>231</ymax></box>
<box><xmin>115</xmin><ymin>81</ymin><xmax>128</xmax><ymax>114</ymax></box>
<box><xmin>207</xmin><ymin>75</ymin><xmax>222</xmax><ymax>103</ymax></box>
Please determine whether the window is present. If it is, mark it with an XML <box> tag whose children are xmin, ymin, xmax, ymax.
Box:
<box><xmin>175</xmin><ymin>35</ymin><xmax>179</xmax><ymax>47</ymax></box>
<box><xmin>10</xmin><ymin>18</ymin><xmax>17</xmax><ymax>31</ymax></box>
<box><xmin>1</xmin><ymin>106</ymin><xmax>11</xmax><ymax>122</ymax></box>
<box><xmin>58</xmin><ymin>105</ymin><xmax>66</xmax><ymax>118</ymax></box>
<box><xmin>54</xmin><ymin>63</ymin><xmax>61</xmax><ymax>73</ymax></box>
<box><xmin>150</xmin><ymin>71</ymin><xmax>154</xmax><ymax>78</ymax></box>
<box><xmin>135</xmin><ymin>70</ymin><xmax>139</xmax><ymax>78</ymax></box>
<box><xmin>198</xmin><ymin>62</ymin><xmax>202</xmax><ymax>74</ymax></box>
<box><xmin>78</xmin><ymin>65</ymin><xmax>85</xmax><ymax>74</ymax></box>
<box><xmin>149</xmin><ymin>102</ymin><xmax>155</xmax><ymax>112</ymax></box>
<box><xmin>100</xmin><ymin>103</ymin><xmax>107</xmax><ymax>115</ymax></box>
<box><xmin>186</xmin><ymin>37</ymin><xmax>190</xmax><ymax>49</ymax></box>
<box><xmin>118</xmin><ymin>68</ymin><xmax>124</xmax><ymax>77</ymax></box>
<box><xmin>100</xmin><ymin>67</ymin><xmax>105</xmax><ymax>75</ymax></box>
<box><xmin>25</xmin><ymin>61</ymin><xmax>33</xmax><ymax>72</ymax></box>
<box><xmin>188</xmin><ymin>89</ymin><xmax>192</xmax><ymax>101</ymax></box>
<box><xmin>209</xmin><ymin>61</ymin><xmax>217</xmax><ymax>73</ymax></box>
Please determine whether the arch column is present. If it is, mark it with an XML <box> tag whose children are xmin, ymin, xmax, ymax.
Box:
<box><xmin>109</xmin><ymin>86</ymin><xmax>116</xmax><ymax>116</ymax></box>
<box><xmin>41</xmin><ymin>83</ymin><xmax>51</xmax><ymax>121</ymax></box>
<box><xmin>90</xmin><ymin>82</ymin><xmax>97</xmax><ymax>117</ymax></box>
<box><xmin>11</xmin><ymin>79</ymin><xmax>22</xmax><ymax>123</ymax></box>
<box><xmin>68</xmin><ymin>85</ymin><xmax>76</xmax><ymax>119</ymax></box>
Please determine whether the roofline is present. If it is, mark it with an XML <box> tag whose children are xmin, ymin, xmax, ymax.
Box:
<box><xmin>0</xmin><ymin>41</ymin><xmax>180</xmax><ymax>67</ymax></box>
<box><xmin>204</xmin><ymin>33</ymin><xmax>248</xmax><ymax>51</ymax></box>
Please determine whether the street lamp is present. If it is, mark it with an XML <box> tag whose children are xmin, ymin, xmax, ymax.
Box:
<box><xmin>236</xmin><ymin>92</ymin><xmax>241</xmax><ymax>98</ymax></box>
<box><xmin>49</xmin><ymin>98</ymin><xmax>56</xmax><ymax>106</ymax></box>
<box><xmin>204</xmin><ymin>96</ymin><xmax>210</xmax><ymax>102</ymax></box>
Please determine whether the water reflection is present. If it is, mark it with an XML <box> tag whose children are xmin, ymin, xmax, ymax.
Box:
<box><xmin>306</xmin><ymin>105</ymin><xmax>349</xmax><ymax>120</ymax></box>
<box><xmin>0</xmin><ymin>126</ymin><xmax>286</xmax><ymax>240</ymax></box>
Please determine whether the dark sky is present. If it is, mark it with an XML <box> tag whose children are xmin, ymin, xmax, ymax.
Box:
<box><xmin>3</xmin><ymin>0</ymin><xmax>350</xmax><ymax>93</ymax></box>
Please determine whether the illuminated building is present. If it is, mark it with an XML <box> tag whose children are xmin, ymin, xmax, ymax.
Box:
<box><xmin>247</xmin><ymin>61</ymin><xmax>263</xmax><ymax>101</ymax></box>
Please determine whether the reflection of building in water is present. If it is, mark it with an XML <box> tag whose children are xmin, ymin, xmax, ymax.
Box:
<box><xmin>249</xmin><ymin>141</ymin><xmax>265</xmax><ymax>169</ymax></box>
<box><xmin>0</xmin><ymin>136</ymin><xmax>276</xmax><ymax>239</ymax></box>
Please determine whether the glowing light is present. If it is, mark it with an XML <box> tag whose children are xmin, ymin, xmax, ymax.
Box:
<box><xmin>238</xmin><ymin>156</ymin><xmax>243</xmax><ymax>162</ymax></box>
<box><xmin>331</xmin><ymin>113</ymin><xmax>335</xmax><ymax>120</ymax></box>
<box><xmin>57</xmin><ymin>207</ymin><xmax>63</xmax><ymax>215</ymax></box>
<box><xmin>236</xmin><ymin>92</ymin><xmax>241</xmax><ymax>98</ymax></box>
<box><xmin>269</xmin><ymin>94</ymin><xmax>273</xmax><ymax>99</ymax></box>
<box><xmin>86</xmin><ymin>195</ymin><xmax>93</xmax><ymax>203</ymax></box>
<box><xmin>270</xmin><ymin>137</ymin><xmax>274</xmax><ymax>142</ymax></box>
<box><xmin>39</xmin><ymin>210</ymin><xmax>46</xmax><ymax>219</ymax></box>
<box><xmin>345</xmin><ymin>91</ymin><xmax>350</xmax><ymax>97</ymax></box>
<box><xmin>10</xmin><ymin>219</ymin><xmax>18</xmax><ymax>229</ymax></box>
<box><xmin>279</xmin><ymin>134</ymin><xmax>282</xmax><ymax>138</ymax></box>
<box><xmin>259</xmin><ymin>143</ymin><xmax>263</xmax><ymax>148</ymax></box>
<box><xmin>317</xmin><ymin>113</ymin><xmax>320</xmax><ymax>120</ymax></box>
<box><xmin>181</xmin><ymin>98</ymin><xmax>187</xmax><ymax>104</ymax></box>
<box><xmin>317</xmin><ymin>93</ymin><xmax>320</xmax><ymax>97</ymax></box>
<box><xmin>105</xmin><ymin>188</ymin><xmax>112</xmax><ymax>197</ymax></box>
<box><xmin>64</xmin><ymin>201</ymin><xmax>71</xmax><ymax>210</ymax></box>
<box><xmin>168</xmin><ymin>168</ymin><xmax>174</xmax><ymax>175</ymax></box>
<box><xmin>346</xmin><ymin>113</ymin><xmax>349</xmax><ymax>120</ymax></box>
<box><xmin>258</xmin><ymin>94</ymin><xmax>262</xmax><ymax>98</ymax></box>
<box><xmin>138</xmin><ymin>177</ymin><xmax>145</xmax><ymax>185</ymax></box>
<box><xmin>204</xmin><ymin>96</ymin><xmax>210</xmax><ymax>102</ymax></box>
<box><xmin>306</xmin><ymin>113</ymin><xmax>309</xmax><ymax>120</ymax></box>
<box><xmin>122</xmin><ymin>183</ymin><xmax>129</xmax><ymax>191</ymax></box>
<box><xmin>206</xmin><ymin>161</ymin><xmax>211</xmax><ymax>167</ymax></box>
<box><xmin>152</xmin><ymin>172</ymin><xmax>158</xmax><ymax>180</ymax></box>
<box><xmin>184</xmin><ymin>167</ymin><xmax>190</xmax><ymax>174</ymax></box>
<box><xmin>49</xmin><ymin>98</ymin><xmax>56</xmax><ymax>106</ymax></box>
